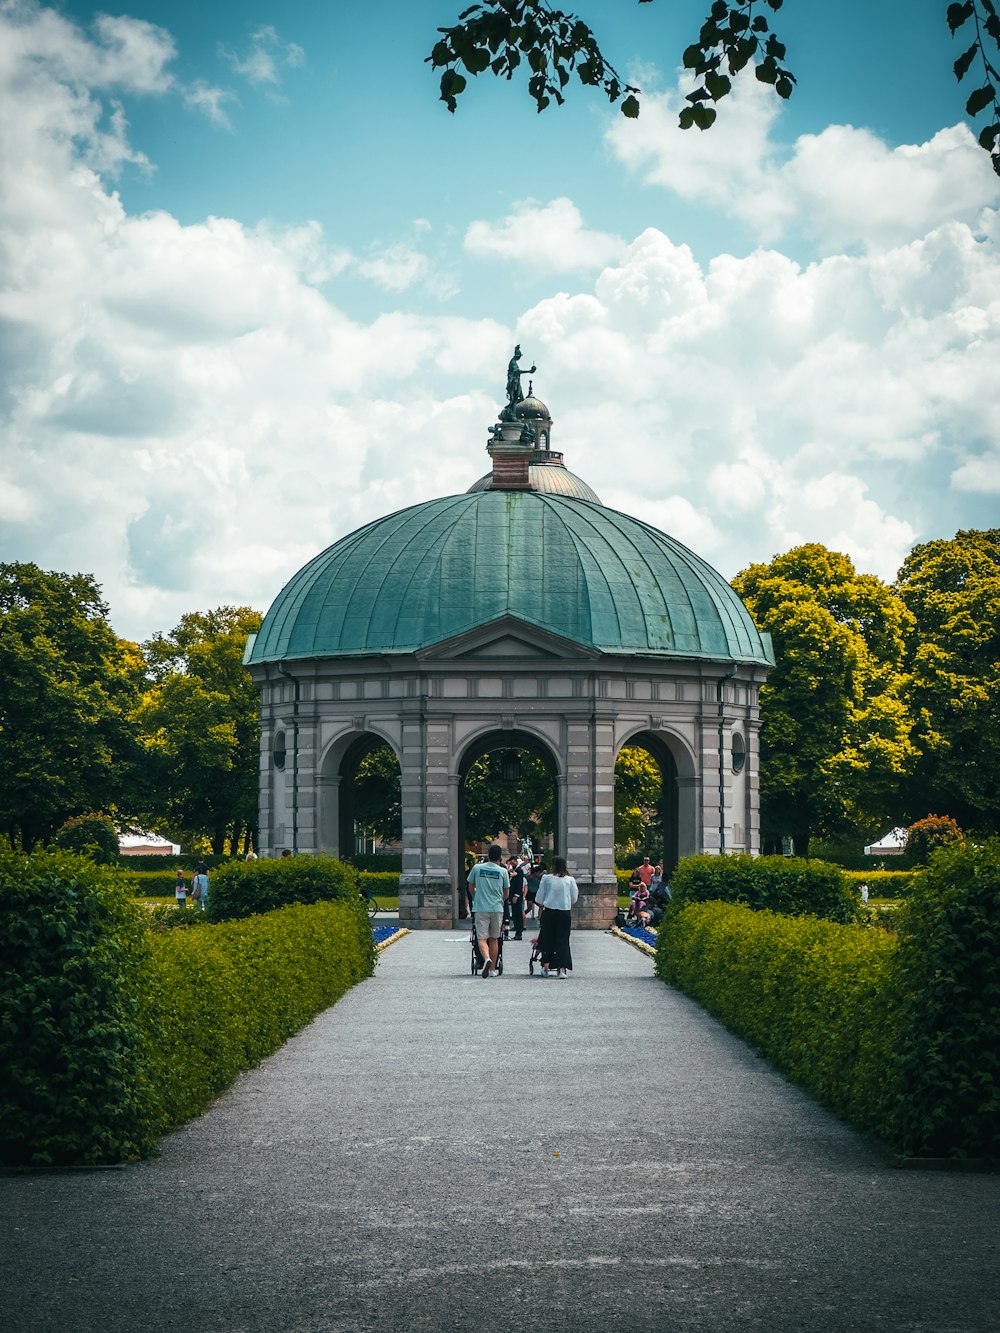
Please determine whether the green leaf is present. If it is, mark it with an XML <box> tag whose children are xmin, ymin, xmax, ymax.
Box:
<box><xmin>979</xmin><ymin>121</ymin><xmax>1000</xmax><ymax>148</ymax></box>
<box><xmin>776</xmin><ymin>75</ymin><xmax>794</xmax><ymax>99</ymax></box>
<box><xmin>621</xmin><ymin>93</ymin><xmax>640</xmax><ymax>118</ymax></box>
<box><xmin>683</xmin><ymin>42</ymin><xmax>704</xmax><ymax>69</ymax></box>
<box><xmin>692</xmin><ymin>102</ymin><xmax>717</xmax><ymax>130</ymax></box>
<box><xmin>706</xmin><ymin>70</ymin><xmax>732</xmax><ymax>101</ymax></box>
<box><xmin>756</xmin><ymin>57</ymin><xmax>778</xmax><ymax>86</ymax></box>
<box><xmin>678</xmin><ymin>106</ymin><xmax>696</xmax><ymax>130</ymax></box>
<box><xmin>966</xmin><ymin>83</ymin><xmax>996</xmax><ymax>116</ymax></box>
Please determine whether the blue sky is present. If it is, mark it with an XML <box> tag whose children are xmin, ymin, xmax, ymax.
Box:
<box><xmin>1</xmin><ymin>0</ymin><xmax>998</xmax><ymax>640</ymax></box>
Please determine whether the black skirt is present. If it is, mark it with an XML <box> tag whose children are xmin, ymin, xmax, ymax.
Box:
<box><xmin>537</xmin><ymin>906</ymin><xmax>573</xmax><ymax>970</ymax></box>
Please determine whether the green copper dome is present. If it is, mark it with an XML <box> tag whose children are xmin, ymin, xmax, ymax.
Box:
<box><xmin>247</xmin><ymin>490</ymin><xmax>773</xmax><ymax>666</ymax></box>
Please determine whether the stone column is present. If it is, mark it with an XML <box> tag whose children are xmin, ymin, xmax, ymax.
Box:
<box><xmin>563</xmin><ymin>711</ymin><xmax>618</xmax><ymax>929</ymax></box>
<box><xmin>398</xmin><ymin>704</ymin><xmax>453</xmax><ymax>929</ymax></box>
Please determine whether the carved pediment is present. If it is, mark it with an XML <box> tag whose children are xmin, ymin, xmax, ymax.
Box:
<box><xmin>417</xmin><ymin>614</ymin><xmax>598</xmax><ymax>663</ymax></box>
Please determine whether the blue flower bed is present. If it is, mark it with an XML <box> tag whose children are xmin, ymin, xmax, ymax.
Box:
<box><xmin>372</xmin><ymin>923</ymin><xmax>403</xmax><ymax>946</ymax></box>
<box><xmin>619</xmin><ymin>923</ymin><xmax>657</xmax><ymax>947</ymax></box>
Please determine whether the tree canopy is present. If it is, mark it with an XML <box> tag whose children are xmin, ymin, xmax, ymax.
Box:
<box><xmin>733</xmin><ymin>544</ymin><xmax>916</xmax><ymax>855</ymax></box>
<box><xmin>134</xmin><ymin>606</ymin><xmax>263</xmax><ymax>855</ymax></box>
<box><xmin>895</xmin><ymin>528</ymin><xmax>1000</xmax><ymax>833</ymax></box>
<box><xmin>0</xmin><ymin>563</ymin><xmax>144</xmax><ymax>848</ymax></box>
<box><xmin>429</xmin><ymin>1</ymin><xmax>1000</xmax><ymax>174</ymax></box>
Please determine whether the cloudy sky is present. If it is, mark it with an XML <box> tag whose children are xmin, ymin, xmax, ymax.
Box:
<box><xmin>1</xmin><ymin>0</ymin><xmax>998</xmax><ymax>643</ymax></box>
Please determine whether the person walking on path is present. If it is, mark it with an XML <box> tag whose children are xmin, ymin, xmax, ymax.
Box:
<box><xmin>191</xmin><ymin>862</ymin><xmax>209</xmax><ymax>912</ymax></box>
<box><xmin>173</xmin><ymin>869</ymin><xmax>188</xmax><ymax>908</ymax></box>
<box><xmin>467</xmin><ymin>844</ymin><xmax>509</xmax><ymax>977</ymax></box>
<box><xmin>535</xmin><ymin>855</ymin><xmax>579</xmax><ymax>978</ymax></box>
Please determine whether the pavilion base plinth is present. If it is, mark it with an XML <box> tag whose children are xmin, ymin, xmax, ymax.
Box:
<box><xmin>574</xmin><ymin>882</ymin><xmax>619</xmax><ymax>930</ymax></box>
<box><xmin>399</xmin><ymin>886</ymin><xmax>455</xmax><ymax>931</ymax></box>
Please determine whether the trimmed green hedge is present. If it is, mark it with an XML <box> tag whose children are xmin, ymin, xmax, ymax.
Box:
<box><xmin>890</xmin><ymin>840</ymin><xmax>1000</xmax><ymax>1158</ymax></box>
<box><xmin>656</xmin><ymin>839</ymin><xmax>1000</xmax><ymax>1159</ymax></box>
<box><xmin>656</xmin><ymin>902</ymin><xmax>898</xmax><ymax>1133</ymax></box>
<box><xmin>0</xmin><ymin>850</ymin><xmax>155</xmax><ymax>1166</ymax></box>
<box><xmin>843</xmin><ymin>869</ymin><xmax>916</xmax><ymax>899</ymax></box>
<box><xmin>357</xmin><ymin>870</ymin><xmax>402</xmax><ymax>897</ymax></box>
<box><xmin>206</xmin><ymin>855</ymin><xmax>358</xmax><ymax>922</ymax></box>
<box><xmin>668</xmin><ymin>854</ymin><xmax>859</xmax><ymax>923</ymax></box>
<box><xmin>125</xmin><ymin>869</ymin><xmax>180</xmax><ymax>897</ymax></box>
<box><xmin>141</xmin><ymin>900</ymin><xmax>376</xmax><ymax>1135</ymax></box>
<box><xmin>1</xmin><ymin>850</ymin><xmax>377</xmax><ymax>1166</ymax></box>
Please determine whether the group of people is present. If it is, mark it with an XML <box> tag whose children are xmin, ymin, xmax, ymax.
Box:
<box><xmin>173</xmin><ymin>861</ymin><xmax>210</xmax><ymax>910</ymax></box>
<box><xmin>627</xmin><ymin>855</ymin><xmax>671</xmax><ymax>927</ymax></box>
<box><xmin>467</xmin><ymin>845</ymin><xmax>579</xmax><ymax>979</ymax></box>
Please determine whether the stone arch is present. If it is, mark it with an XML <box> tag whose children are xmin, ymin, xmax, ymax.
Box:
<box><xmin>454</xmin><ymin>726</ymin><xmax>563</xmax><ymax>917</ymax></box>
<box><xmin>317</xmin><ymin>726</ymin><xmax>402</xmax><ymax>859</ymax></box>
<box><xmin>614</xmin><ymin>727</ymin><xmax>698</xmax><ymax>874</ymax></box>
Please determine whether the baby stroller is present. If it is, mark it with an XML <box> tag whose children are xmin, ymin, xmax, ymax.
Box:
<box><xmin>470</xmin><ymin>915</ymin><xmax>504</xmax><ymax>975</ymax></box>
<box><xmin>528</xmin><ymin>935</ymin><xmax>542</xmax><ymax>975</ymax></box>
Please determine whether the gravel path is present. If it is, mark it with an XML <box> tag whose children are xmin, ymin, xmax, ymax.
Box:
<box><xmin>2</xmin><ymin>929</ymin><xmax>997</xmax><ymax>1332</ymax></box>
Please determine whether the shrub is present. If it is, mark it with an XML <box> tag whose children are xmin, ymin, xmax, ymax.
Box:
<box><xmin>125</xmin><ymin>869</ymin><xmax>180</xmax><ymax>897</ymax></box>
<box><xmin>140</xmin><ymin>900</ymin><xmax>376</xmax><ymax>1134</ymax></box>
<box><xmin>205</xmin><ymin>854</ymin><xmax>358</xmax><ymax>922</ymax></box>
<box><xmin>357</xmin><ymin>870</ymin><xmax>401</xmax><ymax>898</ymax></box>
<box><xmin>668</xmin><ymin>854</ymin><xmax>859</xmax><ymax>923</ymax></box>
<box><xmin>655</xmin><ymin>901</ymin><xmax>899</xmax><ymax>1133</ymax></box>
<box><xmin>350</xmin><ymin>852</ymin><xmax>402</xmax><ymax>872</ymax></box>
<box><xmin>843</xmin><ymin>869</ymin><xmax>916</xmax><ymax>899</ymax></box>
<box><xmin>888</xmin><ymin>839</ymin><xmax>1000</xmax><ymax>1158</ymax></box>
<box><xmin>51</xmin><ymin>813</ymin><xmax>120</xmax><ymax>865</ymax></box>
<box><xmin>0</xmin><ymin>849</ymin><xmax>154</xmax><ymax>1167</ymax></box>
<box><xmin>905</xmin><ymin>815</ymin><xmax>963</xmax><ymax>865</ymax></box>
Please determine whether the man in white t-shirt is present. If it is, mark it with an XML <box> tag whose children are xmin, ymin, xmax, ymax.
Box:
<box><xmin>467</xmin><ymin>845</ymin><xmax>510</xmax><ymax>977</ymax></box>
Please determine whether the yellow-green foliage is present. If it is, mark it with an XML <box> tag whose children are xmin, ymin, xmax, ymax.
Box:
<box><xmin>656</xmin><ymin>902</ymin><xmax>899</xmax><ymax>1134</ymax></box>
<box><xmin>125</xmin><ymin>869</ymin><xmax>180</xmax><ymax>897</ymax></box>
<box><xmin>141</xmin><ymin>900</ymin><xmax>376</xmax><ymax>1135</ymax></box>
<box><xmin>843</xmin><ymin>869</ymin><xmax>915</xmax><ymax>898</ymax></box>
<box><xmin>357</xmin><ymin>870</ymin><xmax>401</xmax><ymax>897</ymax></box>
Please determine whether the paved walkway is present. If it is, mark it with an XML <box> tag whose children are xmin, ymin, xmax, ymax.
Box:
<box><xmin>2</xmin><ymin>930</ymin><xmax>998</xmax><ymax>1332</ymax></box>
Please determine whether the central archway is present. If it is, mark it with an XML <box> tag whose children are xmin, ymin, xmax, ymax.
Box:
<box><xmin>456</xmin><ymin>728</ymin><xmax>561</xmax><ymax>920</ymax></box>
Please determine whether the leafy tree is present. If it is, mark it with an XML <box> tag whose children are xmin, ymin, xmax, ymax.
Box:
<box><xmin>733</xmin><ymin>544</ymin><xmax>916</xmax><ymax>855</ymax></box>
<box><xmin>135</xmin><ymin>607</ymin><xmax>262</xmax><ymax>855</ymax></box>
<box><xmin>895</xmin><ymin>529</ymin><xmax>1000</xmax><ymax>833</ymax></box>
<box><xmin>463</xmin><ymin>749</ymin><xmax>555</xmax><ymax>843</ymax></box>
<box><xmin>429</xmin><ymin>1</ymin><xmax>1000</xmax><ymax>174</ymax></box>
<box><xmin>51</xmin><ymin>813</ymin><xmax>121</xmax><ymax>865</ymax></box>
<box><xmin>906</xmin><ymin>813</ymin><xmax>964</xmax><ymax>864</ymax></box>
<box><xmin>352</xmin><ymin>744</ymin><xmax>403</xmax><ymax>844</ymax></box>
<box><xmin>614</xmin><ymin>744</ymin><xmax>663</xmax><ymax>848</ymax></box>
<box><xmin>0</xmin><ymin>564</ymin><xmax>144</xmax><ymax>848</ymax></box>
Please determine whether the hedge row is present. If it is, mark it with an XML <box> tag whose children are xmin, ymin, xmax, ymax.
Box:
<box><xmin>357</xmin><ymin>870</ymin><xmax>402</xmax><ymax>897</ymax></box>
<box><xmin>206</xmin><ymin>855</ymin><xmax>358</xmax><ymax>922</ymax></box>
<box><xmin>142</xmin><ymin>900</ymin><xmax>375</xmax><ymax>1136</ymax></box>
<box><xmin>1</xmin><ymin>850</ymin><xmax>376</xmax><ymax>1166</ymax></box>
<box><xmin>842</xmin><ymin>869</ymin><xmax>916</xmax><ymax>899</ymax></box>
<box><xmin>655</xmin><ymin>838</ymin><xmax>1000</xmax><ymax>1159</ymax></box>
<box><xmin>656</xmin><ymin>903</ymin><xmax>898</xmax><ymax>1134</ymax></box>
<box><xmin>667</xmin><ymin>854</ymin><xmax>859</xmax><ymax>923</ymax></box>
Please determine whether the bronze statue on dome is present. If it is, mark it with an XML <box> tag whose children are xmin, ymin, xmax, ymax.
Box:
<box><xmin>505</xmin><ymin>345</ymin><xmax>536</xmax><ymax>409</ymax></box>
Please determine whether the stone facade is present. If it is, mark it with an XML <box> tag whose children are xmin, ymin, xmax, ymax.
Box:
<box><xmin>247</xmin><ymin>615</ymin><xmax>766</xmax><ymax>931</ymax></box>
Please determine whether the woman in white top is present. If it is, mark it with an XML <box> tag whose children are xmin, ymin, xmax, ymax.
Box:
<box><xmin>534</xmin><ymin>856</ymin><xmax>579</xmax><ymax>978</ymax></box>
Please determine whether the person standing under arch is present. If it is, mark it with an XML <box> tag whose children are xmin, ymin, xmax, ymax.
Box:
<box><xmin>535</xmin><ymin>856</ymin><xmax>579</xmax><ymax>978</ymax></box>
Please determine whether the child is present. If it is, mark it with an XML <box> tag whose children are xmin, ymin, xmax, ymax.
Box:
<box><xmin>174</xmin><ymin>869</ymin><xmax>188</xmax><ymax>908</ymax></box>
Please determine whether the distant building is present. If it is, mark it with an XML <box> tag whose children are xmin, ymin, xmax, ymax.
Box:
<box><xmin>118</xmin><ymin>833</ymin><xmax>180</xmax><ymax>857</ymax></box>
<box><xmin>245</xmin><ymin>357</ymin><xmax>774</xmax><ymax>929</ymax></box>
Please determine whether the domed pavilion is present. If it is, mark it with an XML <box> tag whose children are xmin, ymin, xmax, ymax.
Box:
<box><xmin>245</xmin><ymin>352</ymin><xmax>774</xmax><ymax>929</ymax></box>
